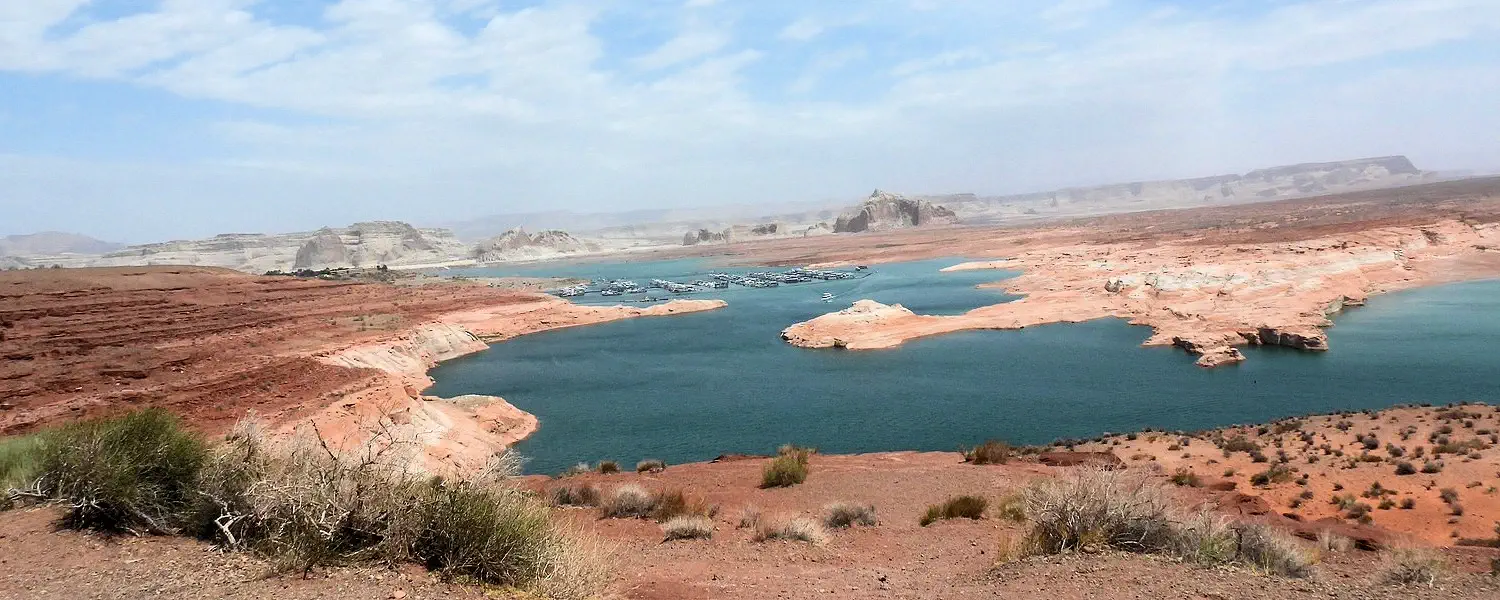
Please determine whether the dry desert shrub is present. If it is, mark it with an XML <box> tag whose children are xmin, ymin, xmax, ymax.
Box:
<box><xmin>962</xmin><ymin>440</ymin><xmax>1012</xmax><ymax>465</ymax></box>
<box><xmin>920</xmin><ymin>495</ymin><xmax>988</xmax><ymax>526</ymax></box>
<box><xmin>1018</xmin><ymin>467</ymin><xmax>1312</xmax><ymax>577</ymax></box>
<box><xmin>650</xmin><ymin>488</ymin><xmax>714</xmax><ymax>523</ymax></box>
<box><xmin>595</xmin><ymin>460</ymin><xmax>620</xmax><ymax>474</ymax></box>
<box><xmin>1380</xmin><ymin>547</ymin><xmax>1445</xmax><ymax>586</ymax></box>
<box><xmin>753</xmin><ymin>516</ymin><xmax>828</xmax><ymax>544</ymax></box>
<box><xmin>7</xmin><ymin>411</ymin><xmax>612</xmax><ymax>598</ymax></box>
<box><xmin>736</xmin><ymin>505</ymin><xmax>762</xmax><ymax>529</ymax></box>
<box><xmin>994</xmin><ymin>492</ymin><xmax>1028</xmax><ymax>522</ymax></box>
<box><xmin>635</xmin><ymin>459</ymin><xmax>666</xmax><ymax>473</ymax></box>
<box><xmin>1318</xmin><ymin>530</ymin><xmax>1354</xmax><ymax>553</ymax></box>
<box><xmin>661</xmin><ymin>515</ymin><xmax>714</xmax><ymax>541</ymax></box>
<box><xmin>1023</xmin><ymin>468</ymin><xmax>1174</xmax><ymax>552</ymax></box>
<box><xmin>823</xmin><ymin>502</ymin><xmax>877</xmax><ymax>529</ymax></box>
<box><xmin>601</xmin><ymin>484</ymin><xmax>657</xmax><ymax>519</ymax></box>
<box><xmin>549</xmin><ymin>482</ymin><xmax>602</xmax><ymax>507</ymax></box>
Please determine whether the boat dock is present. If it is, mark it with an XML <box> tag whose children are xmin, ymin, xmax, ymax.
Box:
<box><xmin>549</xmin><ymin>267</ymin><xmax>869</xmax><ymax>301</ymax></box>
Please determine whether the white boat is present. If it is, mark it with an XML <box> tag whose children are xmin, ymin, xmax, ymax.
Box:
<box><xmin>821</xmin><ymin>292</ymin><xmax>834</xmax><ymax>303</ymax></box>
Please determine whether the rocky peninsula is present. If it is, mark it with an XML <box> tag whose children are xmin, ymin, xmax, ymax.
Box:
<box><xmin>777</xmin><ymin>179</ymin><xmax>1500</xmax><ymax>366</ymax></box>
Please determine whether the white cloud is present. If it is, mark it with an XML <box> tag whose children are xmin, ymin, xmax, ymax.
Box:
<box><xmin>631</xmin><ymin>27</ymin><xmax>730</xmax><ymax>71</ymax></box>
<box><xmin>2</xmin><ymin>0</ymin><xmax>1499</xmax><ymax>241</ymax></box>
<box><xmin>779</xmin><ymin>17</ymin><xmax>823</xmax><ymax>41</ymax></box>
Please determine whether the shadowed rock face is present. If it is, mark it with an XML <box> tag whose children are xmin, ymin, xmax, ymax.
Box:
<box><xmin>473</xmin><ymin>228</ymin><xmax>595</xmax><ymax>262</ymax></box>
<box><xmin>293</xmin><ymin>229</ymin><xmax>349</xmax><ymax>269</ymax></box>
<box><xmin>293</xmin><ymin>221</ymin><xmax>465</xmax><ymax>270</ymax></box>
<box><xmin>834</xmin><ymin>190</ymin><xmax>958</xmax><ymax>233</ymax></box>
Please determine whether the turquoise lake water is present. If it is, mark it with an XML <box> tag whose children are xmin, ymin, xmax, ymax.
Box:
<box><xmin>429</xmin><ymin>259</ymin><xmax>1500</xmax><ymax>474</ymax></box>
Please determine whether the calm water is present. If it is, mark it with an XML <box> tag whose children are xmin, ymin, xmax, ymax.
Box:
<box><xmin>429</xmin><ymin>258</ymin><xmax>1500</xmax><ymax>474</ymax></box>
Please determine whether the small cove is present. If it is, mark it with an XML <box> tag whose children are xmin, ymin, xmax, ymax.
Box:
<box><xmin>429</xmin><ymin>258</ymin><xmax>1500</xmax><ymax>474</ymax></box>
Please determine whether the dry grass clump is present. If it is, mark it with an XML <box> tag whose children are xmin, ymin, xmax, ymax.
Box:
<box><xmin>920</xmin><ymin>495</ymin><xmax>988</xmax><ymax>526</ymax></box>
<box><xmin>823</xmin><ymin>502</ymin><xmax>876</xmax><ymax>529</ymax></box>
<box><xmin>596</xmin><ymin>460</ymin><xmax>620</xmax><ymax>474</ymax></box>
<box><xmin>1012</xmin><ymin>467</ymin><xmax>1312</xmax><ymax>577</ymax></box>
<box><xmin>1380</xmin><ymin>547</ymin><xmax>1445</xmax><ymax>586</ymax></box>
<box><xmin>994</xmin><ymin>492</ymin><xmax>1028</xmax><ymax>522</ymax></box>
<box><xmin>761</xmin><ymin>454</ymin><xmax>809</xmax><ymax>488</ymax></box>
<box><xmin>601</xmin><ymin>484</ymin><xmax>657</xmax><ymax>519</ymax></box>
<box><xmin>635</xmin><ymin>459</ymin><xmax>666</xmax><ymax>474</ymax></box>
<box><xmin>660</xmin><ymin>516</ymin><xmax>714</xmax><ymax>541</ymax></box>
<box><xmin>1317</xmin><ymin>530</ymin><xmax>1354</xmax><ymax>553</ymax></box>
<box><xmin>736</xmin><ymin>505</ymin><xmax>762</xmax><ymax>529</ymax></box>
<box><xmin>962</xmin><ymin>440</ymin><xmax>1012</xmax><ymax>465</ymax></box>
<box><xmin>549</xmin><ymin>483</ymin><xmax>602</xmax><ymax>507</ymax></box>
<box><xmin>753</xmin><ymin>516</ymin><xmax>828</xmax><ymax>544</ymax></box>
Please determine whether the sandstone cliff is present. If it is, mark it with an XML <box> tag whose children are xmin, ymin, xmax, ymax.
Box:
<box><xmin>27</xmin><ymin>221</ymin><xmax>469</xmax><ymax>273</ymax></box>
<box><xmin>948</xmin><ymin>156</ymin><xmax>1434</xmax><ymax>223</ymax></box>
<box><xmin>834</xmin><ymin>190</ymin><xmax>958</xmax><ymax>233</ymax></box>
<box><xmin>472</xmin><ymin>228</ymin><xmax>597</xmax><ymax>262</ymax></box>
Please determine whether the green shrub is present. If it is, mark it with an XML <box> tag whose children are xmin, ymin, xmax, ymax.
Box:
<box><xmin>1250</xmin><ymin>463</ymin><xmax>1294</xmax><ymax>487</ymax></box>
<box><xmin>0</xmin><ymin>433</ymin><xmax>47</xmax><ymax>492</ymax></box>
<box><xmin>1169</xmin><ymin>468</ymin><xmax>1201</xmax><ymax>487</ymax></box>
<box><xmin>761</xmin><ymin>454</ymin><xmax>808</xmax><ymax>488</ymax></box>
<box><xmin>962</xmin><ymin>440</ymin><xmax>1012</xmax><ymax>465</ymax></box>
<box><xmin>823</xmin><ymin>502</ymin><xmax>876</xmax><ymax>529</ymax></box>
<box><xmin>920</xmin><ymin>495</ymin><xmax>988</xmax><ymax>526</ymax></box>
<box><xmin>39</xmin><ymin>409</ymin><xmax>209</xmax><ymax>533</ymax></box>
<box><xmin>413</xmin><ymin>482</ymin><xmax>557</xmax><ymax>586</ymax></box>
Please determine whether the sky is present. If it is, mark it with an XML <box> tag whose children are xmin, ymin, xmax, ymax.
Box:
<box><xmin>2</xmin><ymin>0</ymin><xmax>1499</xmax><ymax>243</ymax></box>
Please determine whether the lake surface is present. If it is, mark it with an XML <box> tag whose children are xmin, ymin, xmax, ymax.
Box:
<box><xmin>429</xmin><ymin>258</ymin><xmax>1500</xmax><ymax>474</ymax></box>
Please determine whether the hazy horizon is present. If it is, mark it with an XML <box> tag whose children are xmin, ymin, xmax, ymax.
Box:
<box><xmin>3</xmin><ymin>1</ymin><xmax>1499</xmax><ymax>244</ymax></box>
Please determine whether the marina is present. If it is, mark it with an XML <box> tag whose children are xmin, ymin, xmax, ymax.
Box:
<box><xmin>550</xmin><ymin>266</ymin><xmax>869</xmax><ymax>301</ymax></box>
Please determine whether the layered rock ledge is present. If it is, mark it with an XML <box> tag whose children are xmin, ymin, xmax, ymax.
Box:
<box><xmin>783</xmin><ymin>218</ymin><xmax>1499</xmax><ymax>367</ymax></box>
<box><xmin>310</xmin><ymin>298</ymin><xmax>726</xmax><ymax>473</ymax></box>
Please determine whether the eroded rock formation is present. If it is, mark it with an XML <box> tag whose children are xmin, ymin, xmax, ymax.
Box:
<box><xmin>834</xmin><ymin>190</ymin><xmax>958</xmax><ymax>233</ymax></box>
<box><xmin>473</xmin><ymin>228</ymin><xmax>596</xmax><ymax>262</ymax></box>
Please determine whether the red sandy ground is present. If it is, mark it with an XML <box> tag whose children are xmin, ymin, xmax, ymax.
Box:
<box><xmin>0</xmin><ymin>266</ymin><xmax>539</xmax><ymax>436</ymax></box>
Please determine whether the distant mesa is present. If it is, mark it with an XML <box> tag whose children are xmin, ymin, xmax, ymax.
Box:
<box><xmin>680</xmin><ymin>223</ymin><xmax>785</xmax><ymax>246</ymax></box>
<box><xmin>473</xmin><ymin>227</ymin><xmax>596</xmax><ymax>262</ymax></box>
<box><xmin>833</xmin><ymin>190</ymin><xmax>958</xmax><ymax>233</ymax></box>
<box><xmin>0</xmin><ymin>232</ymin><xmax>122</xmax><ymax>257</ymax></box>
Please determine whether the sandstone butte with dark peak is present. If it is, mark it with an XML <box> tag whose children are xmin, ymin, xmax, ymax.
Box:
<box><xmin>833</xmin><ymin>189</ymin><xmax>959</xmax><ymax>233</ymax></box>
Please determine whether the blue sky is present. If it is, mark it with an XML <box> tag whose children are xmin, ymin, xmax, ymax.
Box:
<box><xmin>2</xmin><ymin>0</ymin><xmax>1499</xmax><ymax>242</ymax></box>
